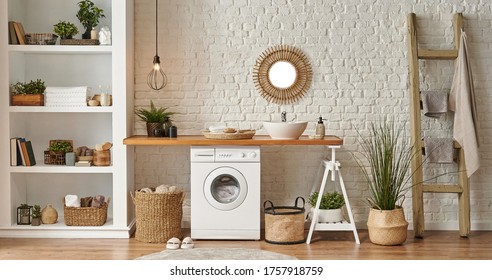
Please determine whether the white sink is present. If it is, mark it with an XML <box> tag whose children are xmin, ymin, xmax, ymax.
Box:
<box><xmin>263</xmin><ymin>121</ymin><xmax>308</xmax><ymax>140</ymax></box>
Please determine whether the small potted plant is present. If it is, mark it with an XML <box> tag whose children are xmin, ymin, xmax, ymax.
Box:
<box><xmin>135</xmin><ymin>100</ymin><xmax>175</xmax><ymax>137</ymax></box>
<box><xmin>10</xmin><ymin>79</ymin><xmax>46</xmax><ymax>106</ymax></box>
<box><xmin>31</xmin><ymin>205</ymin><xmax>41</xmax><ymax>226</ymax></box>
<box><xmin>53</xmin><ymin>20</ymin><xmax>79</xmax><ymax>40</ymax></box>
<box><xmin>308</xmin><ymin>191</ymin><xmax>345</xmax><ymax>223</ymax></box>
<box><xmin>76</xmin><ymin>0</ymin><xmax>105</xmax><ymax>39</ymax></box>
<box><xmin>46</xmin><ymin>140</ymin><xmax>74</xmax><ymax>165</ymax></box>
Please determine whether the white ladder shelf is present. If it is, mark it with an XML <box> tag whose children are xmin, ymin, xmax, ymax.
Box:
<box><xmin>306</xmin><ymin>146</ymin><xmax>360</xmax><ymax>244</ymax></box>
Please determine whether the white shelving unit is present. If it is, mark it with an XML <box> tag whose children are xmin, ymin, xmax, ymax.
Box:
<box><xmin>306</xmin><ymin>147</ymin><xmax>360</xmax><ymax>244</ymax></box>
<box><xmin>0</xmin><ymin>0</ymin><xmax>135</xmax><ymax>238</ymax></box>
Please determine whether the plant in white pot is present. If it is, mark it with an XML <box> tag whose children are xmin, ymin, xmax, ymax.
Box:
<box><xmin>308</xmin><ymin>191</ymin><xmax>345</xmax><ymax>223</ymax></box>
<box><xmin>354</xmin><ymin>118</ymin><xmax>415</xmax><ymax>246</ymax></box>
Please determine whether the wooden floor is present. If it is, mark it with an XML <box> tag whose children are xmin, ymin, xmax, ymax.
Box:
<box><xmin>1</xmin><ymin>229</ymin><xmax>491</xmax><ymax>260</ymax></box>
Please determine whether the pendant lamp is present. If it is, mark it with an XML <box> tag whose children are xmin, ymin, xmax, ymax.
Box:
<box><xmin>147</xmin><ymin>0</ymin><xmax>167</xmax><ymax>90</ymax></box>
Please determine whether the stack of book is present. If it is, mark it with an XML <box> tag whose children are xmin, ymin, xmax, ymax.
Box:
<box><xmin>45</xmin><ymin>87</ymin><xmax>89</xmax><ymax>107</ymax></box>
<box><xmin>8</xmin><ymin>21</ymin><xmax>26</xmax><ymax>45</ymax></box>
<box><xmin>10</xmin><ymin>138</ymin><xmax>36</xmax><ymax>166</ymax></box>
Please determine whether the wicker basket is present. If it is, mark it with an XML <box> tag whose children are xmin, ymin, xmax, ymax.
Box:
<box><xmin>367</xmin><ymin>207</ymin><xmax>408</xmax><ymax>246</ymax></box>
<box><xmin>132</xmin><ymin>188</ymin><xmax>184</xmax><ymax>243</ymax></box>
<box><xmin>25</xmin><ymin>33</ymin><xmax>58</xmax><ymax>45</ymax></box>
<box><xmin>264</xmin><ymin>197</ymin><xmax>306</xmax><ymax>244</ymax></box>
<box><xmin>64</xmin><ymin>198</ymin><xmax>110</xmax><ymax>226</ymax></box>
<box><xmin>44</xmin><ymin>140</ymin><xmax>73</xmax><ymax>165</ymax></box>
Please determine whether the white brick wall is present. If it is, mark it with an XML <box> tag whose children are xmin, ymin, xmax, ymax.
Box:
<box><xmin>133</xmin><ymin>0</ymin><xmax>492</xmax><ymax>230</ymax></box>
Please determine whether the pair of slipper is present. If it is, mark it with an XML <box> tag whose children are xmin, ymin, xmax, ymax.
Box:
<box><xmin>166</xmin><ymin>237</ymin><xmax>194</xmax><ymax>250</ymax></box>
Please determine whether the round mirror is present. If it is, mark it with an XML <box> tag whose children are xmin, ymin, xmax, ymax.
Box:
<box><xmin>253</xmin><ymin>45</ymin><xmax>312</xmax><ymax>104</ymax></box>
<box><xmin>268</xmin><ymin>61</ymin><xmax>297</xmax><ymax>89</ymax></box>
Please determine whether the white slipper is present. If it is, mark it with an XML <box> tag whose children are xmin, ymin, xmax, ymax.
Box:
<box><xmin>180</xmin><ymin>237</ymin><xmax>194</xmax><ymax>249</ymax></box>
<box><xmin>166</xmin><ymin>237</ymin><xmax>181</xmax><ymax>250</ymax></box>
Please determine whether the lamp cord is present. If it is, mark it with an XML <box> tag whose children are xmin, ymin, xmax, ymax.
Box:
<box><xmin>155</xmin><ymin>0</ymin><xmax>158</xmax><ymax>56</ymax></box>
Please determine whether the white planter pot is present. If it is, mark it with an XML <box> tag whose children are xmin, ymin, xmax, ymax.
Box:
<box><xmin>314</xmin><ymin>208</ymin><xmax>344</xmax><ymax>223</ymax></box>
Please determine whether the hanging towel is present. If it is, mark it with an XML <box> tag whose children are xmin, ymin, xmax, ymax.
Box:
<box><xmin>424</xmin><ymin>138</ymin><xmax>454</xmax><ymax>164</ymax></box>
<box><xmin>449</xmin><ymin>31</ymin><xmax>480</xmax><ymax>177</ymax></box>
<box><xmin>421</xmin><ymin>90</ymin><xmax>448</xmax><ymax>118</ymax></box>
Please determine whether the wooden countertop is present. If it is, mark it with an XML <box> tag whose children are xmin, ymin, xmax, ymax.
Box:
<box><xmin>123</xmin><ymin>135</ymin><xmax>343</xmax><ymax>146</ymax></box>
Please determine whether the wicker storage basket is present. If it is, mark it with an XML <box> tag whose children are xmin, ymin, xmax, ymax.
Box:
<box><xmin>44</xmin><ymin>140</ymin><xmax>73</xmax><ymax>165</ymax></box>
<box><xmin>25</xmin><ymin>33</ymin><xmax>58</xmax><ymax>45</ymax></box>
<box><xmin>367</xmin><ymin>207</ymin><xmax>408</xmax><ymax>246</ymax></box>
<box><xmin>64</xmin><ymin>198</ymin><xmax>110</xmax><ymax>226</ymax></box>
<box><xmin>264</xmin><ymin>197</ymin><xmax>306</xmax><ymax>244</ymax></box>
<box><xmin>132</xmin><ymin>188</ymin><xmax>184</xmax><ymax>243</ymax></box>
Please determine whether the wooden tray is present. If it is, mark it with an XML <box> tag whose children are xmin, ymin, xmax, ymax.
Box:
<box><xmin>202</xmin><ymin>130</ymin><xmax>256</xmax><ymax>140</ymax></box>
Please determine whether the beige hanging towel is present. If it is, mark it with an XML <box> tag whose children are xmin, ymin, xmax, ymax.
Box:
<box><xmin>449</xmin><ymin>31</ymin><xmax>480</xmax><ymax>177</ymax></box>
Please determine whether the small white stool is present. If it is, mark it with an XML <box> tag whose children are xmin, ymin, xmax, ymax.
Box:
<box><xmin>306</xmin><ymin>146</ymin><xmax>360</xmax><ymax>244</ymax></box>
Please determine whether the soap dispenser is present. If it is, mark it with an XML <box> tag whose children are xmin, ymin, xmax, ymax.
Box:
<box><xmin>315</xmin><ymin>117</ymin><xmax>326</xmax><ymax>139</ymax></box>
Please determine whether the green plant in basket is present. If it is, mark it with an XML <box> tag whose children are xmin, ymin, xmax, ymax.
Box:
<box><xmin>135</xmin><ymin>100</ymin><xmax>174</xmax><ymax>124</ymax></box>
<box><xmin>308</xmin><ymin>191</ymin><xmax>345</xmax><ymax>210</ymax></box>
<box><xmin>49</xmin><ymin>141</ymin><xmax>73</xmax><ymax>153</ymax></box>
<box><xmin>11</xmin><ymin>79</ymin><xmax>46</xmax><ymax>95</ymax></box>
<box><xmin>53</xmin><ymin>21</ymin><xmax>79</xmax><ymax>39</ymax></box>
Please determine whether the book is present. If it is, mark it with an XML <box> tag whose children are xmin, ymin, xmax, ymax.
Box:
<box><xmin>20</xmin><ymin>141</ymin><xmax>30</xmax><ymax>166</ymax></box>
<box><xmin>10</xmin><ymin>138</ymin><xmax>18</xmax><ymax>166</ymax></box>
<box><xmin>16</xmin><ymin>138</ymin><xmax>26</xmax><ymax>166</ymax></box>
<box><xmin>13</xmin><ymin>22</ymin><xmax>26</xmax><ymax>45</ymax></box>
<box><xmin>8</xmin><ymin>21</ymin><xmax>18</xmax><ymax>45</ymax></box>
<box><xmin>75</xmin><ymin>161</ymin><xmax>92</xmax><ymax>167</ymax></box>
<box><xmin>25</xmin><ymin>141</ymin><xmax>36</xmax><ymax>166</ymax></box>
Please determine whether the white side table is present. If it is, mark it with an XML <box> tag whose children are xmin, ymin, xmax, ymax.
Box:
<box><xmin>306</xmin><ymin>146</ymin><xmax>360</xmax><ymax>244</ymax></box>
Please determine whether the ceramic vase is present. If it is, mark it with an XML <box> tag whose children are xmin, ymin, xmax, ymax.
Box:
<box><xmin>41</xmin><ymin>204</ymin><xmax>58</xmax><ymax>224</ymax></box>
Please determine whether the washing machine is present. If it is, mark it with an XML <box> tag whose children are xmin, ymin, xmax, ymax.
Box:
<box><xmin>190</xmin><ymin>146</ymin><xmax>260</xmax><ymax>240</ymax></box>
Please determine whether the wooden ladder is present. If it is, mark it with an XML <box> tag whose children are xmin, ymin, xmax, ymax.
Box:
<box><xmin>407</xmin><ymin>13</ymin><xmax>470</xmax><ymax>238</ymax></box>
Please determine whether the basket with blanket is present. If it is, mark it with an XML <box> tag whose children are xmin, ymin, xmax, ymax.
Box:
<box><xmin>131</xmin><ymin>185</ymin><xmax>184</xmax><ymax>243</ymax></box>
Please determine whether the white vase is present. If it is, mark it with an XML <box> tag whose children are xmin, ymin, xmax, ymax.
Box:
<box><xmin>315</xmin><ymin>208</ymin><xmax>344</xmax><ymax>223</ymax></box>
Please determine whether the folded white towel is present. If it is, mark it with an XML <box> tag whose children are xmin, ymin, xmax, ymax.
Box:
<box><xmin>65</xmin><ymin>194</ymin><xmax>80</xmax><ymax>207</ymax></box>
<box><xmin>209</xmin><ymin>125</ymin><xmax>226</xmax><ymax>132</ymax></box>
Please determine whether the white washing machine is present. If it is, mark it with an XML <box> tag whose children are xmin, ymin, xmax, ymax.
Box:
<box><xmin>190</xmin><ymin>146</ymin><xmax>260</xmax><ymax>240</ymax></box>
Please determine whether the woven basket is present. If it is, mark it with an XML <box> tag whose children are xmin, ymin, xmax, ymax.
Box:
<box><xmin>64</xmin><ymin>198</ymin><xmax>110</xmax><ymax>226</ymax></box>
<box><xmin>367</xmin><ymin>207</ymin><xmax>408</xmax><ymax>246</ymax></box>
<box><xmin>25</xmin><ymin>33</ymin><xmax>58</xmax><ymax>45</ymax></box>
<box><xmin>202</xmin><ymin>130</ymin><xmax>256</xmax><ymax>140</ymax></box>
<box><xmin>264</xmin><ymin>197</ymin><xmax>306</xmax><ymax>244</ymax></box>
<box><xmin>132</xmin><ymin>189</ymin><xmax>184</xmax><ymax>243</ymax></box>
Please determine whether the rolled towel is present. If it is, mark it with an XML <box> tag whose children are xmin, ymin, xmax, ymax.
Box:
<box><xmin>80</xmin><ymin>196</ymin><xmax>93</xmax><ymax>207</ymax></box>
<box><xmin>65</xmin><ymin>194</ymin><xmax>80</xmax><ymax>207</ymax></box>
<box><xmin>424</xmin><ymin>137</ymin><xmax>454</xmax><ymax>163</ymax></box>
<box><xmin>155</xmin><ymin>184</ymin><xmax>170</xmax><ymax>193</ymax></box>
<box><xmin>91</xmin><ymin>195</ymin><xmax>105</xmax><ymax>207</ymax></box>
<box><xmin>209</xmin><ymin>124</ymin><xmax>226</xmax><ymax>132</ymax></box>
<box><xmin>421</xmin><ymin>90</ymin><xmax>448</xmax><ymax>118</ymax></box>
<box><xmin>139</xmin><ymin>187</ymin><xmax>153</xmax><ymax>193</ymax></box>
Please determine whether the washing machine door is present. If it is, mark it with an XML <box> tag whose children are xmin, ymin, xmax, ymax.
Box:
<box><xmin>204</xmin><ymin>167</ymin><xmax>248</xmax><ymax>211</ymax></box>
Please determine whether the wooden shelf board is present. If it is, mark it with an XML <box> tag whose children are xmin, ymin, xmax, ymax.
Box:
<box><xmin>10</xmin><ymin>164</ymin><xmax>114</xmax><ymax>174</ymax></box>
<box><xmin>123</xmin><ymin>135</ymin><xmax>343</xmax><ymax>146</ymax></box>
<box><xmin>418</xmin><ymin>49</ymin><xmax>458</xmax><ymax>60</ymax></box>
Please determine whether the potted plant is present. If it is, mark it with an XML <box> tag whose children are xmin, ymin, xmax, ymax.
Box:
<box><xmin>135</xmin><ymin>100</ymin><xmax>175</xmax><ymax>137</ymax></box>
<box><xmin>76</xmin><ymin>0</ymin><xmax>105</xmax><ymax>39</ymax></box>
<box><xmin>31</xmin><ymin>205</ymin><xmax>41</xmax><ymax>226</ymax></box>
<box><xmin>46</xmin><ymin>140</ymin><xmax>74</xmax><ymax>165</ymax></box>
<box><xmin>308</xmin><ymin>191</ymin><xmax>345</xmax><ymax>223</ymax></box>
<box><xmin>10</xmin><ymin>79</ymin><xmax>46</xmax><ymax>106</ymax></box>
<box><xmin>354</xmin><ymin>118</ymin><xmax>414</xmax><ymax>246</ymax></box>
<box><xmin>53</xmin><ymin>20</ymin><xmax>79</xmax><ymax>39</ymax></box>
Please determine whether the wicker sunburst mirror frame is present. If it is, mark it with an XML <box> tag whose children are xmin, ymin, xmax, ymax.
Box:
<box><xmin>253</xmin><ymin>45</ymin><xmax>312</xmax><ymax>104</ymax></box>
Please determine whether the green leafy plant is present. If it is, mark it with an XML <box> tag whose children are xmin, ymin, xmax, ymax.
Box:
<box><xmin>11</xmin><ymin>79</ymin><xmax>46</xmax><ymax>95</ymax></box>
<box><xmin>77</xmin><ymin>0</ymin><xmax>105</xmax><ymax>37</ymax></box>
<box><xmin>135</xmin><ymin>100</ymin><xmax>174</xmax><ymax>123</ymax></box>
<box><xmin>32</xmin><ymin>205</ymin><xmax>41</xmax><ymax>219</ymax></box>
<box><xmin>308</xmin><ymin>191</ymin><xmax>345</xmax><ymax>210</ymax></box>
<box><xmin>53</xmin><ymin>21</ymin><xmax>79</xmax><ymax>39</ymax></box>
<box><xmin>49</xmin><ymin>141</ymin><xmax>73</xmax><ymax>153</ymax></box>
<box><xmin>354</xmin><ymin>118</ymin><xmax>416</xmax><ymax>211</ymax></box>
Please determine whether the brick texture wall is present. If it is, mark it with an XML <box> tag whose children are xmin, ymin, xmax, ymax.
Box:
<box><xmin>133</xmin><ymin>0</ymin><xmax>492</xmax><ymax>230</ymax></box>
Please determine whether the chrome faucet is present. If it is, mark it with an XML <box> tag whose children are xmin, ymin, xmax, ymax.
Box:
<box><xmin>281</xmin><ymin>111</ymin><xmax>287</xmax><ymax>122</ymax></box>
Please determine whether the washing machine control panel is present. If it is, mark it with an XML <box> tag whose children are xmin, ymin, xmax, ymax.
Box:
<box><xmin>216</xmin><ymin>147</ymin><xmax>260</xmax><ymax>162</ymax></box>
